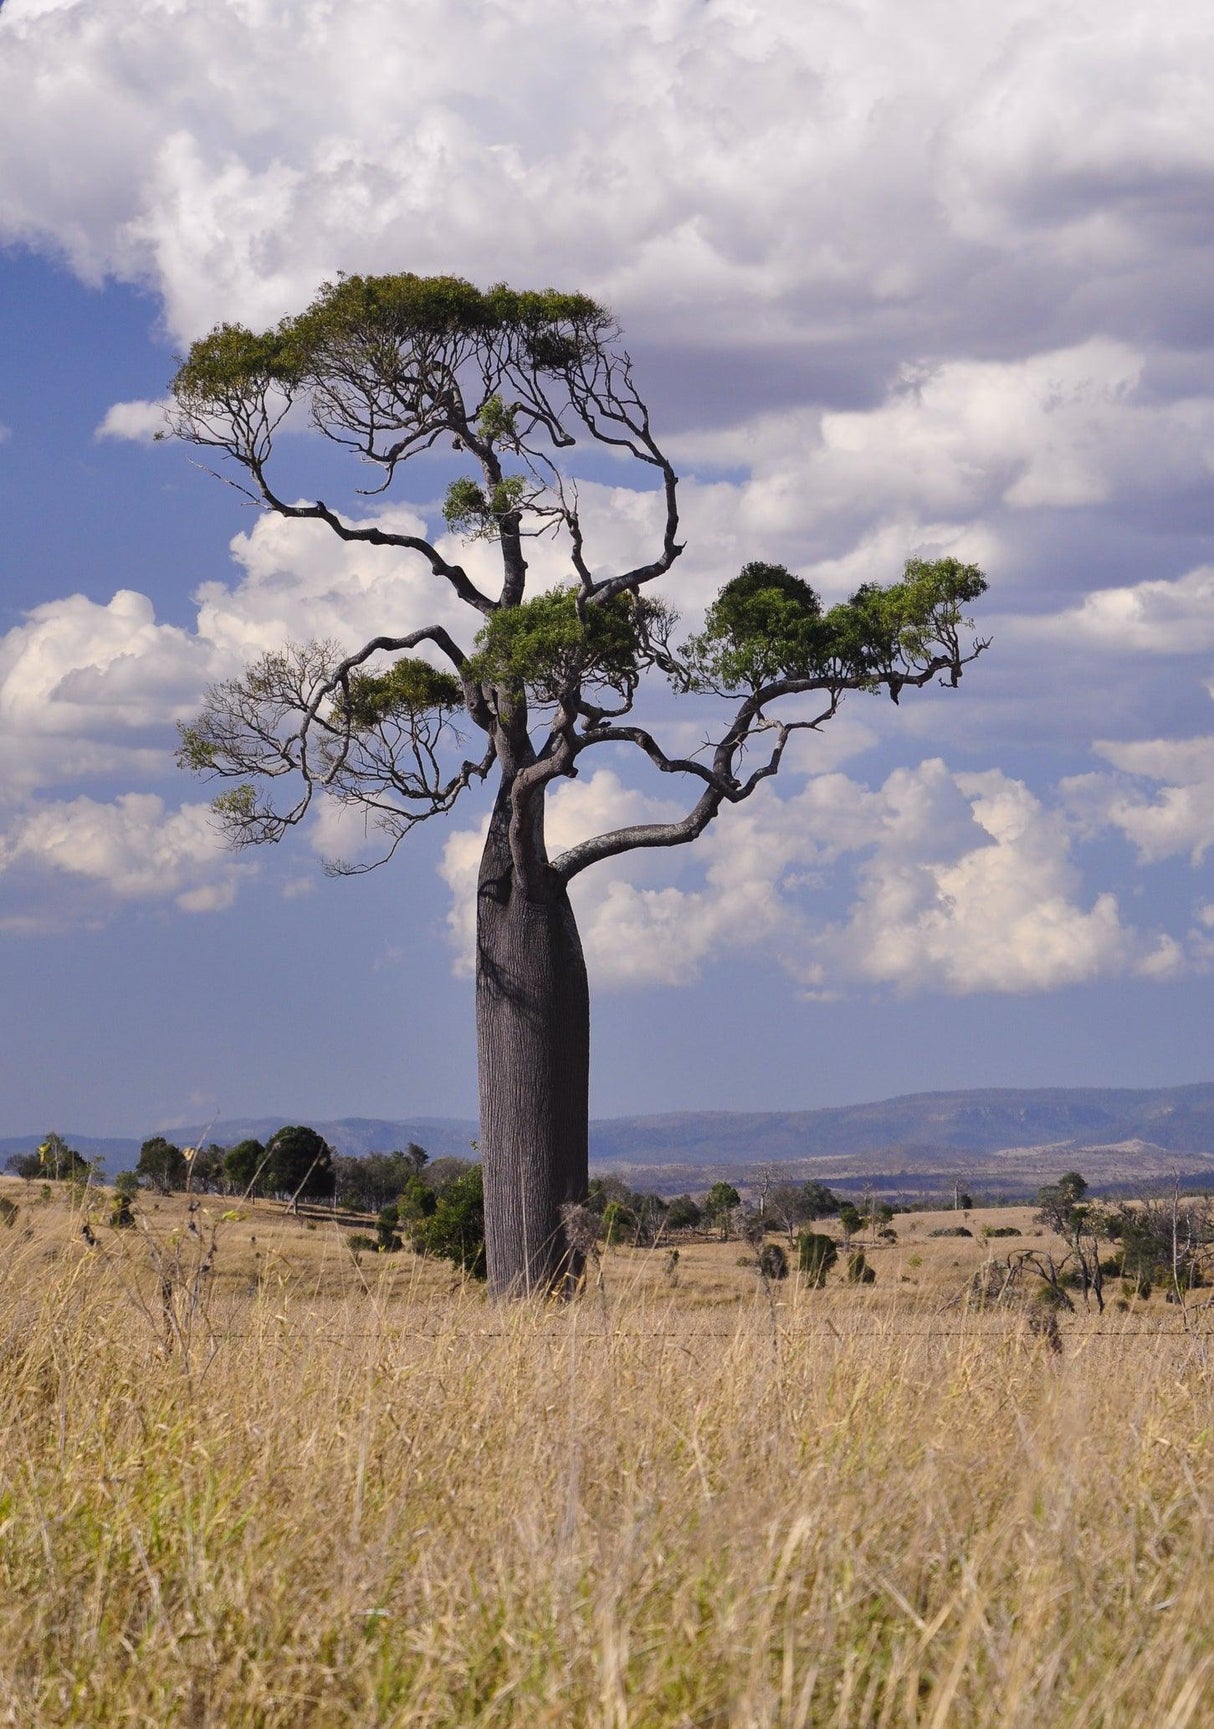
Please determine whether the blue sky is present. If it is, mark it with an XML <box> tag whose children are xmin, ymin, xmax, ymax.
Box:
<box><xmin>1</xmin><ymin>0</ymin><xmax>1212</xmax><ymax>1138</ymax></box>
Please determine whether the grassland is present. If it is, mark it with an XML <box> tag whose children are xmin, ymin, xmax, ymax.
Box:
<box><xmin>2</xmin><ymin>1178</ymin><xmax>1214</xmax><ymax>1727</ymax></box>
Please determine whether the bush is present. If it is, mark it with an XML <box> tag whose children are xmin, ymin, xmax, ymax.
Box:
<box><xmin>798</xmin><ymin>1231</ymin><xmax>838</xmax><ymax>1287</ymax></box>
<box><xmin>347</xmin><ymin>1233</ymin><xmax>377</xmax><ymax>1254</ymax></box>
<box><xmin>376</xmin><ymin>1204</ymin><xmax>403</xmax><ymax>1253</ymax></box>
<box><xmin>414</xmin><ymin>1164</ymin><xmax>486</xmax><ymax>1279</ymax></box>
<box><xmin>847</xmin><ymin>1251</ymin><xmax>877</xmax><ymax>1285</ymax></box>
<box><xmin>757</xmin><ymin>1242</ymin><xmax>789</xmax><ymax>1282</ymax></box>
<box><xmin>982</xmin><ymin>1225</ymin><xmax>1022</xmax><ymax>1238</ymax></box>
<box><xmin>929</xmin><ymin>1226</ymin><xmax>973</xmax><ymax>1238</ymax></box>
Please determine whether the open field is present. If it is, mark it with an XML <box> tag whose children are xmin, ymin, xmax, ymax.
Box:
<box><xmin>3</xmin><ymin>1179</ymin><xmax>1214</xmax><ymax>1726</ymax></box>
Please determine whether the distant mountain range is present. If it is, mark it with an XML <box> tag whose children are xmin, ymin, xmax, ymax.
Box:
<box><xmin>4</xmin><ymin>1083</ymin><xmax>1213</xmax><ymax>1197</ymax></box>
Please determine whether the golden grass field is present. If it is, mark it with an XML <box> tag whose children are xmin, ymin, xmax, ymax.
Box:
<box><xmin>3</xmin><ymin>1177</ymin><xmax>1214</xmax><ymax>1727</ymax></box>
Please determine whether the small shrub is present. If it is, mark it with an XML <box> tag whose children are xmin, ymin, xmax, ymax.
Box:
<box><xmin>348</xmin><ymin>1233</ymin><xmax>377</xmax><ymax>1254</ymax></box>
<box><xmin>376</xmin><ymin>1204</ymin><xmax>403</xmax><ymax>1253</ymax></box>
<box><xmin>929</xmin><ymin>1226</ymin><xmax>973</xmax><ymax>1238</ymax></box>
<box><xmin>846</xmin><ymin>1251</ymin><xmax>876</xmax><ymax>1285</ymax></box>
<box><xmin>982</xmin><ymin>1225</ymin><xmax>1021</xmax><ymax>1239</ymax></box>
<box><xmin>0</xmin><ymin>1196</ymin><xmax>17</xmax><ymax>1228</ymax></box>
<box><xmin>798</xmin><ymin>1231</ymin><xmax>838</xmax><ymax>1288</ymax></box>
<box><xmin>757</xmin><ymin>1242</ymin><xmax>789</xmax><ymax>1282</ymax></box>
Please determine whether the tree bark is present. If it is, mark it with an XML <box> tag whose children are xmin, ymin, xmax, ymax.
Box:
<box><xmin>476</xmin><ymin>784</ymin><xmax>590</xmax><ymax>1297</ymax></box>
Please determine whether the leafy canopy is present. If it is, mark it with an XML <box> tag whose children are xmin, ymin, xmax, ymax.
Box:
<box><xmin>687</xmin><ymin>556</ymin><xmax>988</xmax><ymax>693</ymax></box>
<box><xmin>466</xmin><ymin>585</ymin><xmax>672</xmax><ymax>706</ymax></box>
<box><xmin>171</xmin><ymin>273</ymin><xmax>612</xmax><ymax>409</ymax></box>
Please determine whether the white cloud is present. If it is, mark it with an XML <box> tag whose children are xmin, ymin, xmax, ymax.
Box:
<box><xmin>0</xmin><ymin>0</ymin><xmax>1211</xmax><ymax>378</ymax></box>
<box><xmin>1066</xmin><ymin>733</ymin><xmax>1214</xmax><ymax>864</ymax></box>
<box><xmin>0</xmin><ymin>791</ymin><xmax>244</xmax><ymax>924</ymax></box>
<box><xmin>95</xmin><ymin>397</ymin><xmax>169</xmax><ymax>442</ymax></box>
<box><xmin>1019</xmin><ymin>567</ymin><xmax>1214</xmax><ymax>655</ymax></box>
<box><xmin>0</xmin><ymin>588</ymin><xmax>222</xmax><ymax>801</ymax></box>
<box><xmin>439</xmin><ymin>758</ymin><xmax>1174</xmax><ymax>996</ymax></box>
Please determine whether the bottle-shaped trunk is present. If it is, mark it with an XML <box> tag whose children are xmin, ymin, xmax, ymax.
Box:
<box><xmin>476</xmin><ymin>790</ymin><xmax>590</xmax><ymax>1297</ymax></box>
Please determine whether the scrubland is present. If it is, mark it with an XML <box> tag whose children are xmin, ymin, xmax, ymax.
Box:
<box><xmin>3</xmin><ymin>1180</ymin><xmax>1214</xmax><ymax>1727</ymax></box>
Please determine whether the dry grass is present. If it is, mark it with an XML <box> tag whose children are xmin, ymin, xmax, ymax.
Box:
<box><xmin>3</xmin><ymin>1180</ymin><xmax>1214</xmax><ymax>1726</ymax></box>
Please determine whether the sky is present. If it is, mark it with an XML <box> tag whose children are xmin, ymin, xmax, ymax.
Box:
<box><xmin>1</xmin><ymin>0</ymin><xmax>1213</xmax><ymax>1138</ymax></box>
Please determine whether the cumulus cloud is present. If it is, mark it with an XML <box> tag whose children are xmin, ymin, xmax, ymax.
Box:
<box><xmin>1066</xmin><ymin>732</ymin><xmax>1214</xmax><ymax>864</ymax></box>
<box><xmin>94</xmin><ymin>397</ymin><xmax>170</xmax><ymax>442</ymax></box>
<box><xmin>0</xmin><ymin>792</ymin><xmax>245</xmax><ymax>928</ymax></box>
<box><xmin>1019</xmin><ymin>566</ymin><xmax>1214</xmax><ymax>655</ymax></box>
<box><xmin>439</xmin><ymin>758</ymin><xmax>1176</xmax><ymax>995</ymax></box>
<box><xmin>1</xmin><ymin>0</ymin><xmax>1211</xmax><ymax>388</ymax></box>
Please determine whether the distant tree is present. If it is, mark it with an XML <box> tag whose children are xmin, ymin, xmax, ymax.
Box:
<box><xmin>265</xmin><ymin>1125</ymin><xmax>336</xmax><ymax>1208</ymax></box>
<box><xmin>704</xmin><ymin>1181</ymin><xmax>742</xmax><ymax>1241</ymax></box>
<box><xmin>415</xmin><ymin>1164</ymin><xmax>487</xmax><ymax>1280</ymax></box>
<box><xmin>187</xmin><ymin>1144</ymin><xmax>227</xmax><ymax>1192</ymax></box>
<box><xmin>171</xmin><ymin>270</ymin><xmax>989</xmax><ymax>1296</ymax></box>
<box><xmin>837</xmin><ymin>1202</ymin><xmax>863</xmax><ymax>1243</ymax></box>
<box><xmin>136</xmin><ymin>1136</ymin><xmax>188</xmax><ymax>1194</ymax></box>
<box><xmin>802</xmin><ymin>1181</ymin><xmax>840</xmax><ymax>1220</ymax></box>
<box><xmin>798</xmin><ymin>1231</ymin><xmax>838</xmax><ymax>1287</ymax></box>
<box><xmin>767</xmin><ymin>1182</ymin><xmax>813</xmax><ymax>1242</ymax></box>
<box><xmin>332</xmin><ymin>1147</ymin><xmax>433</xmax><ymax>1212</ymax></box>
<box><xmin>1035</xmin><ymin>1173</ymin><xmax>1089</xmax><ymax>1238</ymax></box>
<box><xmin>665</xmin><ymin>1194</ymin><xmax>703</xmax><ymax>1231</ymax></box>
<box><xmin>9</xmin><ymin>1134</ymin><xmax>92</xmax><ymax>1184</ymax></box>
<box><xmin>223</xmin><ymin>1138</ymin><xmax>267</xmax><ymax>1195</ymax></box>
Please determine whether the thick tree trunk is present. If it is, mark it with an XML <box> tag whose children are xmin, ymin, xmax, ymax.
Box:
<box><xmin>476</xmin><ymin>787</ymin><xmax>590</xmax><ymax>1297</ymax></box>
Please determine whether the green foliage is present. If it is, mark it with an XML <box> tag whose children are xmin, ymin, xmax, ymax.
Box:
<box><xmin>467</xmin><ymin>585</ymin><xmax>670</xmax><ymax>704</ymax></box>
<box><xmin>137</xmin><ymin>1137</ymin><xmax>188</xmax><ymax>1195</ymax></box>
<box><xmin>442</xmin><ymin>474</ymin><xmax>528</xmax><ymax>540</ymax></box>
<box><xmin>686</xmin><ymin>556</ymin><xmax>987</xmax><ymax>693</ymax></box>
<box><xmin>837</xmin><ymin>1202</ymin><xmax>863</xmax><ymax>1240</ymax></box>
<box><xmin>334</xmin><ymin>658</ymin><xmax>463</xmax><ymax>729</ymax></box>
<box><xmin>1036</xmin><ymin>1172</ymin><xmax>1091</xmax><ymax>1238</ymax></box>
<box><xmin>414</xmin><ymin>1164</ymin><xmax>486</xmax><ymax>1280</ymax></box>
<box><xmin>665</xmin><ymin>1194</ymin><xmax>703</xmax><ymax>1231</ymax></box>
<box><xmin>264</xmin><ymin>1126</ymin><xmax>335</xmax><ymax>1203</ymax></box>
<box><xmin>330</xmin><ymin>1146</ymin><xmax>430</xmax><ymax>1213</ymax></box>
<box><xmin>687</xmin><ymin>562</ymin><xmax>826</xmax><ymax>689</ymax></box>
<box><xmin>584</xmin><ymin>1175</ymin><xmax>667</xmax><ymax>1247</ymax></box>
<box><xmin>395</xmin><ymin>1172</ymin><xmax>437</xmax><ymax>1232</ymax></box>
<box><xmin>798</xmin><ymin>1231</ymin><xmax>839</xmax><ymax>1287</ymax></box>
<box><xmin>847</xmin><ymin>1251</ymin><xmax>877</xmax><ymax>1285</ymax></box>
<box><xmin>24</xmin><ymin>1134</ymin><xmax>92</xmax><ymax>1184</ymax></box>
<box><xmin>704</xmin><ymin>1182</ymin><xmax>742</xmax><ymax>1240</ymax></box>
<box><xmin>802</xmin><ymin>1181</ymin><xmax>840</xmax><ymax>1220</ymax></box>
<box><xmin>376</xmin><ymin>1205</ymin><xmax>404</xmax><ymax>1253</ymax></box>
<box><xmin>171</xmin><ymin>274</ymin><xmax>613</xmax><ymax>411</ymax></box>
<box><xmin>223</xmin><ymin>1139</ymin><xmax>266</xmax><ymax>1195</ymax></box>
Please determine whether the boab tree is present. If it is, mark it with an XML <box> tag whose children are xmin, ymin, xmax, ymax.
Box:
<box><xmin>171</xmin><ymin>273</ymin><xmax>988</xmax><ymax>1297</ymax></box>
